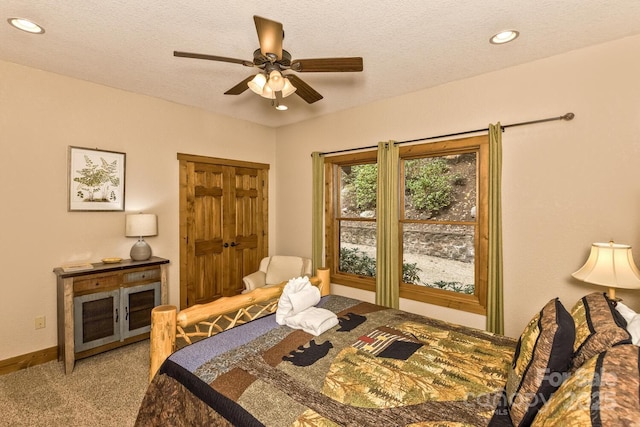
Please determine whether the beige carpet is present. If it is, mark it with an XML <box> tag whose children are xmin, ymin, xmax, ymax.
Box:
<box><xmin>0</xmin><ymin>341</ymin><xmax>149</xmax><ymax>427</ymax></box>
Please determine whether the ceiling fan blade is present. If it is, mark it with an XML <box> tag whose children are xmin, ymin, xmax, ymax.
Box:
<box><xmin>174</xmin><ymin>51</ymin><xmax>254</xmax><ymax>67</ymax></box>
<box><xmin>287</xmin><ymin>75</ymin><xmax>323</xmax><ymax>104</ymax></box>
<box><xmin>253</xmin><ymin>16</ymin><xmax>283</xmax><ymax>60</ymax></box>
<box><xmin>291</xmin><ymin>57</ymin><xmax>363</xmax><ymax>72</ymax></box>
<box><xmin>224</xmin><ymin>75</ymin><xmax>255</xmax><ymax>95</ymax></box>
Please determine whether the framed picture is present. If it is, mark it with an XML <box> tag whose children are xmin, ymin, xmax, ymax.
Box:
<box><xmin>68</xmin><ymin>146</ymin><xmax>126</xmax><ymax>211</ymax></box>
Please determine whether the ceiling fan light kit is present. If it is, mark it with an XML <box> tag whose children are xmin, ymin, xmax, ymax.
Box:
<box><xmin>174</xmin><ymin>15</ymin><xmax>363</xmax><ymax>109</ymax></box>
<box><xmin>248</xmin><ymin>69</ymin><xmax>297</xmax><ymax>103</ymax></box>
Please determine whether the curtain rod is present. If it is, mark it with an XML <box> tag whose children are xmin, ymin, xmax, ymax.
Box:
<box><xmin>317</xmin><ymin>112</ymin><xmax>575</xmax><ymax>157</ymax></box>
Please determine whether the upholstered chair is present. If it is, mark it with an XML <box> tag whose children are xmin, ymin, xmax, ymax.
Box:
<box><xmin>242</xmin><ymin>256</ymin><xmax>312</xmax><ymax>293</ymax></box>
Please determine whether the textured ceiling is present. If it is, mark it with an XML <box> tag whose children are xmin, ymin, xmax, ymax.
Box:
<box><xmin>2</xmin><ymin>1</ymin><xmax>640</xmax><ymax>127</ymax></box>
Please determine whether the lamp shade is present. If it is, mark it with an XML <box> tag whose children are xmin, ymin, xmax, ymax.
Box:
<box><xmin>247</xmin><ymin>73</ymin><xmax>267</xmax><ymax>95</ymax></box>
<box><xmin>281</xmin><ymin>77</ymin><xmax>297</xmax><ymax>97</ymax></box>
<box><xmin>572</xmin><ymin>241</ymin><xmax>640</xmax><ymax>299</ymax></box>
<box><xmin>125</xmin><ymin>214</ymin><xmax>157</xmax><ymax>237</ymax></box>
<box><xmin>267</xmin><ymin>69</ymin><xmax>285</xmax><ymax>92</ymax></box>
<box><xmin>260</xmin><ymin>84</ymin><xmax>276</xmax><ymax>99</ymax></box>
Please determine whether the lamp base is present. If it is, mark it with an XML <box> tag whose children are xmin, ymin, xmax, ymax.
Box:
<box><xmin>130</xmin><ymin>239</ymin><xmax>152</xmax><ymax>261</ymax></box>
<box><xmin>607</xmin><ymin>287</ymin><xmax>622</xmax><ymax>305</ymax></box>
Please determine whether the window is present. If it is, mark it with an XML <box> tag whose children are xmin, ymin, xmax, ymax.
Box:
<box><xmin>325</xmin><ymin>135</ymin><xmax>488</xmax><ymax>314</ymax></box>
<box><xmin>399</xmin><ymin>136</ymin><xmax>488</xmax><ymax>314</ymax></box>
<box><xmin>325</xmin><ymin>151</ymin><xmax>378</xmax><ymax>292</ymax></box>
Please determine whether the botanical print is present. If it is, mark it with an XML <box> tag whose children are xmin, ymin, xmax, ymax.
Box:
<box><xmin>68</xmin><ymin>146</ymin><xmax>125</xmax><ymax>211</ymax></box>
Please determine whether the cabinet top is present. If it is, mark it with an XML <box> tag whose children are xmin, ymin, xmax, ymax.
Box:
<box><xmin>53</xmin><ymin>256</ymin><xmax>169</xmax><ymax>278</ymax></box>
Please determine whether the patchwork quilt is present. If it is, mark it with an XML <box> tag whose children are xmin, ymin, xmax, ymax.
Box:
<box><xmin>136</xmin><ymin>296</ymin><xmax>516</xmax><ymax>427</ymax></box>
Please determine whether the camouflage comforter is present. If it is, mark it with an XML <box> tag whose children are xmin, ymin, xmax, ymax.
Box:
<box><xmin>136</xmin><ymin>295</ymin><xmax>516</xmax><ymax>427</ymax></box>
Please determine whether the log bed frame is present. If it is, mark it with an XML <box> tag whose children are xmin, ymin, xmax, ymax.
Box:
<box><xmin>149</xmin><ymin>270</ymin><xmax>330</xmax><ymax>381</ymax></box>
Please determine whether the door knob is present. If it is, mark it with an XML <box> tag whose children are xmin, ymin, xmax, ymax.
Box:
<box><xmin>223</xmin><ymin>243</ymin><xmax>229</xmax><ymax>248</ymax></box>
<box><xmin>230</xmin><ymin>242</ymin><xmax>237</xmax><ymax>247</ymax></box>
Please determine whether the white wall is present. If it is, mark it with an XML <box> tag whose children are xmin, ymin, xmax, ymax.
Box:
<box><xmin>275</xmin><ymin>34</ymin><xmax>640</xmax><ymax>337</ymax></box>
<box><xmin>0</xmin><ymin>60</ymin><xmax>276</xmax><ymax>360</ymax></box>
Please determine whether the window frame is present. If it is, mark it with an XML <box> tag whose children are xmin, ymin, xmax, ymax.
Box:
<box><xmin>325</xmin><ymin>150</ymin><xmax>378</xmax><ymax>292</ymax></box>
<box><xmin>398</xmin><ymin>136</ymin><xmax>488</xmax><ymax>315</ymax></box>
<box><xmin>324</xmin><ymin>135</ymin><xmax>488</xmax><ymax>315</ymax></box>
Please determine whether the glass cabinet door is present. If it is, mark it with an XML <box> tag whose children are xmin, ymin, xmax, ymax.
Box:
<box><xmin>73</xmin><ymin>289</ymin><xmax>121</xmax><ymax>352</ymax></box>
<box><xmin>121</xmin><ymin>281</ymin><xmax>161</xmax><ymax>339</ymax></box>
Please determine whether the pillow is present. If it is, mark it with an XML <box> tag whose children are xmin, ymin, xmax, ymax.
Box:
<box><xmin>570</xmin><ymin>292</ymin><xmax>631</xmax><ymax>371</ymax></box>
<box><xmin>501</xmin><ymin>298</ymin><xmax>575</xmax><ymax>427</ymax></box>
<box><xmin>265</xmin><ymin>256</ymin><xmax>304</xmax><ymax>285</ymax></box>
<box><xmin>615</xmin><ymin>301</ymin><xmax>640</xmax><ymax>345</ymax></box>
<box><xmin>531</xmin><ymin>344</ymin><xmax>640</xmax><ymax>426</ymax></box>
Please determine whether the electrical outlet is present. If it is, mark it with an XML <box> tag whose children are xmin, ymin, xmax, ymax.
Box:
<box><xmin>35</xmin><ymin>316</ymin><xmax>46</xmax><ymax>329</ymax></box>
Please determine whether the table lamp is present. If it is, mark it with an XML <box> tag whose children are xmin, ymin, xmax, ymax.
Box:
<box><xmin>125</xmin><ymin>213</ymin><xmax>157</xmax><ymax>261</ymax></box>
<box><xmin>572</xmin><ymin>241</ymin><xmax>640</xmax><ymax>300</ymax></box>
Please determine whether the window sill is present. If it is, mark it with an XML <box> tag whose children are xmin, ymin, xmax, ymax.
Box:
<box><xmin>399</xmin><ymin>284</ymin><xmax>487</xmax><ymax>315</ymax></box>
<box><xmin>331</xmin><ymin>273</ymin><xmax>375</xmax><ymax>293</ymax></box>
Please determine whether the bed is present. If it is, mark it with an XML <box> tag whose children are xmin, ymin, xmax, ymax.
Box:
<box><xmin>136</xmin><ymin>277</ymin><xmax>640</xmax><ymax>427</ymax></box>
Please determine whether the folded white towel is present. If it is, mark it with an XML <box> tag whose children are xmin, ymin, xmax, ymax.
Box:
<box><xmin>276</xmin><ymin>276</ymin><xmax>320</xmax><ymax>325</ymax></box>
<box><xmin>289</xmin><ymin>286</ymin><xmax>321</xmax><ymax>315</ymax></box>
<box><xmin>275</xmin><ymin>277</ymin><xmax>337</xmax><ymax>336</ymax></box>
<box><xmin>284</xmin><ymin>307</ymin><xmax>339</xmax><ymax>336</ymax></box>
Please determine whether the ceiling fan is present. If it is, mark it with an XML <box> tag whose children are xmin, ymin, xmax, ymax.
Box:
<box><xmin>174</xmin><ymin>15</ymin><xmax>363</xmax><ymax>109</ymax></box>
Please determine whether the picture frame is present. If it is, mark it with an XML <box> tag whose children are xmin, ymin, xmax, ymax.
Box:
<box><xmin>68</xmin><ymin>146</ymin><xmax>126</xmax><ymax>211</ymax></box>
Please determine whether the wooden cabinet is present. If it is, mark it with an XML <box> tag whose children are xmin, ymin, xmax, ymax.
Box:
<box><xmin>178</xmin><ymin>154</ymin><xmax>268</xmax><ymax>309</ymax></box>
<box><xmin>54</xmin><ymin>257</ymin><xmax>169</xmax><ymax>374</ymax></box>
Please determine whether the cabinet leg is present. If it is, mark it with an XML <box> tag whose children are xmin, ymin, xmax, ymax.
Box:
<box><xmin>63</xmin><ymin>277</ymin><xmax>75</xmax><ymax>374</ymax></box>
<box><xmin>64</xmin><ymin>356</ymin><xmax>75</xmax><ymax>375</ymax></box>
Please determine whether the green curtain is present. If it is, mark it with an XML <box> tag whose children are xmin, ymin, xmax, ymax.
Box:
<box><xmin>311</xmin><ymin>152</ymin><xmax>324</xmax><ymax>272</ymax></box>
<box><xmin>376</xmin><ymin>141</ymin><xmax>400</xmax><ymax>308</ymax></box>
<box><xmin>486</xmin><ymin>123</ymin><xmax>504</xmax><ymax>334</ymax></box>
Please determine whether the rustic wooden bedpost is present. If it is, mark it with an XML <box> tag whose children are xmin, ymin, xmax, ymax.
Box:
<box><xmin>316</xmin><ymin>268</ymin><xmax>331</xmax><ymax>296</ymax></box>
<box><xmin>149</xmin><ymin>304</ymin><xmax>177</xmax><ymax>382</ymax></box>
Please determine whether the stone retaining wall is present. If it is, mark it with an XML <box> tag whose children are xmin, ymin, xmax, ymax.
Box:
<box><xmin>341</xmin><ymin>223</ymin><xmax>474</xmax><ymax>263</ymax></box>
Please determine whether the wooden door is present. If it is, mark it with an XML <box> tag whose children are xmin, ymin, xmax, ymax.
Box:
<box><xmin>179</xmin><ymin>154</ymin><xmax>268</xmax><ymax>309</ymax></box>
<box><xmin>185</xmin><ymin>161</ymin><xmax>225</xmax><ymax>306</ymax></box>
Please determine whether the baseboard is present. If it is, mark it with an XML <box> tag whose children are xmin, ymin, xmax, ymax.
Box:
<box><xmin>0</xmin><ymin>346</ymin><xmax>58</xmax><ymax>376</ymax></box>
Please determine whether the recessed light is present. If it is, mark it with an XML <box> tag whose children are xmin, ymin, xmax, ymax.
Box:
<box><xmin>8</xmin><ymin>17</ymin><xmax>45</xmax><ymax>34</ymax></box>
<box><xmin>271</xmin><ymin>99</ymin><xmax>288</xmax><ymax>111</ymax></box>
<box><xmin>490</xmin><ymin>30</ymin><xmax>519</xmax><ymax>45</ymax></box>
